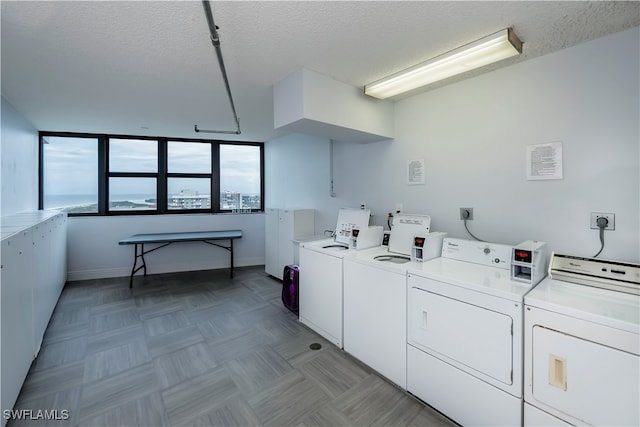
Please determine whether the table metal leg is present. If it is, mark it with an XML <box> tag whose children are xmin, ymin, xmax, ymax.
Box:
<box><xmin>129</xmin><ymin>244</ymin><xmax>138</xmax><ymax>288</ymax></box>
<box><xmin>230</xmin><ymin>238</ymin><xmax>234</xmax><ymax>278</ymax></box>
<box><xmin>141</xmin><ymin>243</ymin><xmax>147</xmax><ymax>277</ymax></box>
<box><xmin>129</xmin><ymin>243</ymin><xmax>150</xmax><ymax>288</ymax></box>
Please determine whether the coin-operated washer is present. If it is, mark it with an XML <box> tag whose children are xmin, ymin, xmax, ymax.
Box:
<box><xmin>299</xmin><ymin>208</ymin><xmax>373</xmax><ymax>348</ymax></box>
<box><xmin>343</xmin><ymin>214</ymin><xmax>437</xmax><ymax>390</ymax></box>
<box><xmin>406</xmin><ymin>238</ymin><xmax>549</xmax><ymax>426</ymax></box>
<box><xmin>524</xmin><ymin>254</ymin><xmax>639</xmax><ymax>426</ymax></box>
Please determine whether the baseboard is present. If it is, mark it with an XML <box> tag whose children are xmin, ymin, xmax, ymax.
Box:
<box><xmin>66</xmin><ymin>257</ymin><xmax>265</xmax><ymax>282</ymax></box>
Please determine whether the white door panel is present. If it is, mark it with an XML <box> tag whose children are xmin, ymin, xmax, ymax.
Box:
<box><xmin>409</xmin><ymin>286</ymin><xmax>513</xmax><ymax>384</ymax></box>
<box><xmin>531</xmin><ymin>326</ymin><xmax>639</xmax><ymax>426</ymax></box>
<box><xmin>407</xmin><ymin>346</ymin><xmax>521</xmax><ymax>427</ymax></box>
<box><xmin>524</xmin><ymin>403</ymin><xmax>572</xmax><ymax>427</ymax></box>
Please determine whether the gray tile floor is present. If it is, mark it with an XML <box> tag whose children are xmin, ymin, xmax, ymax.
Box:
<box><xmin>9</xmin><ymin>266</ymin><xmax>457</xmax><ymax>427</ymax></box>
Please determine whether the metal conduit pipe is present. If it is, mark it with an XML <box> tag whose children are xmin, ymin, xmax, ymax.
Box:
<box><xmin>194</xmin><ymin>0</ymin><xmax>241</xmax><ymax>135</ymax></box>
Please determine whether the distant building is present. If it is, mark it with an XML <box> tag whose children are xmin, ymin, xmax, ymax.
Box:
<box><xmin>166</xmin><ymin>189</ymin><xmax>259</xmax><ymax>211</ymax></box>
<box><xmin>169</xmin><ymin>189</ymin><xmax>211</xmax><ymax>210</ymax></box>
<box><xmin>221</xmin><ymin>190</ymin><xmax>242</xmax><ymax>210</ymax></box>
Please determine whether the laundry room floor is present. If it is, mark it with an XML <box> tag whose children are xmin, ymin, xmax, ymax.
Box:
<box><xmin>9</xmin><ymin>266</ymin><xmax>457</xmax><ymax>427</ymax></box>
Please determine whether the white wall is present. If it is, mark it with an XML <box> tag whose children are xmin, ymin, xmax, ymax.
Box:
<box><xmin>67</xmin><ymin>213</ymin><xmax>265</xmax><ymax>281</ymax></box>
<box><xmin>1</xmin><ymin>97</ymin><xmax>39</xmax><ymax>216</ymax></box>
<box><xmin>265</xmin><ymin>133</ymin><xmax>361</xmax><ymax>234</ymax></box>
<box><xmin>333</xmin><ymin>27</ymin><xmax>639</xmax><ymax>262</ymax></box>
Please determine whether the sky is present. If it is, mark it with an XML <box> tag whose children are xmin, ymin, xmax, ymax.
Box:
<box><xmin>43</xmin><ymin>136</ymin><xmax>261</xmax><ymax>196</ymax></box>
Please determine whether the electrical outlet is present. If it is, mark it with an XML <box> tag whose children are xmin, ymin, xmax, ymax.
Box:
<box><xmin>460</xmin><ymin>207</ymin><xmax>474</xmax><ymax>220</ymax></box>
<box><xmin>395</xmin><ymin>203</ymin><xmax>403</xmax><ymax>214</ymax></box>
<box><xmin>590</xmin><ymin>213</ymin><xmax>615</xmax><ymax>230</ymax></box>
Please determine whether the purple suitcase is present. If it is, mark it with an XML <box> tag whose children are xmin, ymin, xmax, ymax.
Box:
<box><xmin>281</xmin><ymin>264</ymin><xmax>299</xmax><ymax>315</ymax></box>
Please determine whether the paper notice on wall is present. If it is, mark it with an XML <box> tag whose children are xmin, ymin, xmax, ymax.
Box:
<box><xmin>407</xmin><ymin>159</ymin><xmax>425</xmax><ymax>185</ymax></box>
<box><xmin>526</xmin><ymin>142</ymin><xmax>563</xmax><ymax>180</ymax></box>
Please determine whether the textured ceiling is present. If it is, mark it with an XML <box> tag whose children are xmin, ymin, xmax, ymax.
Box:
<box><xmin>2</xmin><ymin>1</ymin><xmax>639</xmax><ymax>141</ymax></box>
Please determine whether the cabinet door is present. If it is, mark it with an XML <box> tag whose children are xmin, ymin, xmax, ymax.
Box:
<box><xmin>264</xmin><ymin>208</ymin><xmax>281</xmax><ymax>278</ymax></box>
<box><xmin>1</xmin><ymin>231</ymin><xmax>34</xmax><ymax>414</ymax></box>
<box><xmin>278</xmin><ymin>210</ymin><xmax>296</xmax><ymax>274</ymax></box>
<box><xmin>32</xmin><ymin>221</ymin><xmax>56</xmax><ymax>355</ymax></box>
<box><xmin>51</xmin><ymin>213</ymin><xmax>67</xmax><ymax>294</ymax></box>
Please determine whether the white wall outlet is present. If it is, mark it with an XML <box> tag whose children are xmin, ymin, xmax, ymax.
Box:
<box><xmin>395</xmin><ymin>203</ymin><xmax>403</xmax><ymax>214</ymax></box>
<box><xmin>460</xmin><ymin>207</ymin><xmax>474</xmax><ymax>220</ymax></box>
<box><xmin>590</xmin><ymin>212</ymin><xmax>615</xmax><ymax>230</ymax></box>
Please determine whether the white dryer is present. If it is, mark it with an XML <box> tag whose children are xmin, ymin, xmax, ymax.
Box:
<box><xmin>343</xmin><ymin>214</ymin><xmax>437</xmax><ymax>390</ymax></box>
<box><xmin>406</xmin><ymin>237</ymin><xmax>537</xmax><ymax>427</ymax></box>
<box><xmin>298</xmin><ymin>208</ymin><xmax>371</xmax><ymax>348</ymax></box>
<box><xmin>524</xmin><ymin>255</ymin><xmax>640</xmax><ymax>426</ymax></box>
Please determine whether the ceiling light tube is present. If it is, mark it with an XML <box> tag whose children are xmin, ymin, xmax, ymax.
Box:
<box><xmin>364</xmin><ymin>28</ymin><xmax>523</xmax><ymax>99</ymax></box>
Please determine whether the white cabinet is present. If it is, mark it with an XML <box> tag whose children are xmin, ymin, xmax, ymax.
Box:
<box><xmin>32</xmin><ymin>214</ymin><xmax>67</xmax><ymax>355</ymax></box>
<box><xmin>265</xmin><ymin>208</ymin><xmax>314</xmax><ymax>280</ymax></box>
<box><xmin>1</xmin><ymin>230</ymin><xmax>34</xmax><ymax>420</ymax></box>
<box><xmin>1</xmin><ymin>211</ymin><xmax>67</xmax><ymax>423</ymax></box>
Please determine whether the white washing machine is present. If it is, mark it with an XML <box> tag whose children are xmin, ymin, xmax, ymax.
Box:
<box><xmin>343</xmin><ymin>214</ymin><xmax>435</xmax><ymax>390</ymax></box>
<box><xmin>298</xmin><ymin>208</ymin><xmax>371</xmax><ymax>348</ymax></box>
<box><xmin>406</xmin><ymin>237</ymin><xmax>536</xmax><ymax>427</ymax></box>
<box><xmin>524</xmin><ymin>254</ymin><xmax>640</xmax><ymax>426</ymax></box>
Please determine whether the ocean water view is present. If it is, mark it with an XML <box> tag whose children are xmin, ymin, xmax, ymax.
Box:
<box><xmin>44</xmin><ymin>194</ymin><xmax>99</xmax><ymax>209</ymax></box>
<box><xmin>44</xmin><ymin>194</ymin><xmax>156</xmax><ymax>212</ymax></box>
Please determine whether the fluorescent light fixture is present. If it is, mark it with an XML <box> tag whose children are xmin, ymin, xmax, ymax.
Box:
<box><xmin>364</xmin><ymin>28</ymin><xmax>523</xmax><ymax>99</ymax></box>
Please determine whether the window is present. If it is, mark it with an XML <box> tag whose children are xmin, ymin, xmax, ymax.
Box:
<box><xmin>39</xmin><ymin>132</ymin><xmax>263</xmax><ymax>215</ymax></box>
<box><xmin>220</xmin><ymin>144</ymin><xmax>262</xmax><ymax>211</ymax></box>
<box><xmin>108</xmin><ymin>138</ymin><xmax>158</xmax><ymax>212</ymax></box>
<box><xmin>167</xmin><ymin>141</ymin><xmax>212</xmax><ymax>211</ymax></box>
<box><xmin>40</xmin><ymin>135</ymin><xmax>100</xmax><ymax>214</ymax></box>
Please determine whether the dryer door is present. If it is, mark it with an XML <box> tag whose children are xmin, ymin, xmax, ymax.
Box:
<box><xmin>531</xmin><ymin>326</ymin><xmax>639</xmax><ymax>426</ymax></box>
<box><xmin>409</xmin><ymin>286</ymin><xmax>513</xmax><ymax>384</ymax></box>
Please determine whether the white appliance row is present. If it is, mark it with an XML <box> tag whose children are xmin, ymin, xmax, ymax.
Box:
<box><xmin>299</xmin><ymin>210</ymin><xmax>433</xmax><ymax>353</ymax></box>
<box><xmin>297</xmin><ymin>207</ymin><xmax>639</xmax><ymax>426</ymax></box>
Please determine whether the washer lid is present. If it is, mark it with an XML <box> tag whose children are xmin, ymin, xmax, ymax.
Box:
<box><xmin>302</xmin><ymin>238</ymin><xmax>351</xmax><ymax>258</ymax></box>
<box><xmin>345</xmin><ymin>245</ymin><xmax>416</xmax><ymax>274</ymax></box>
